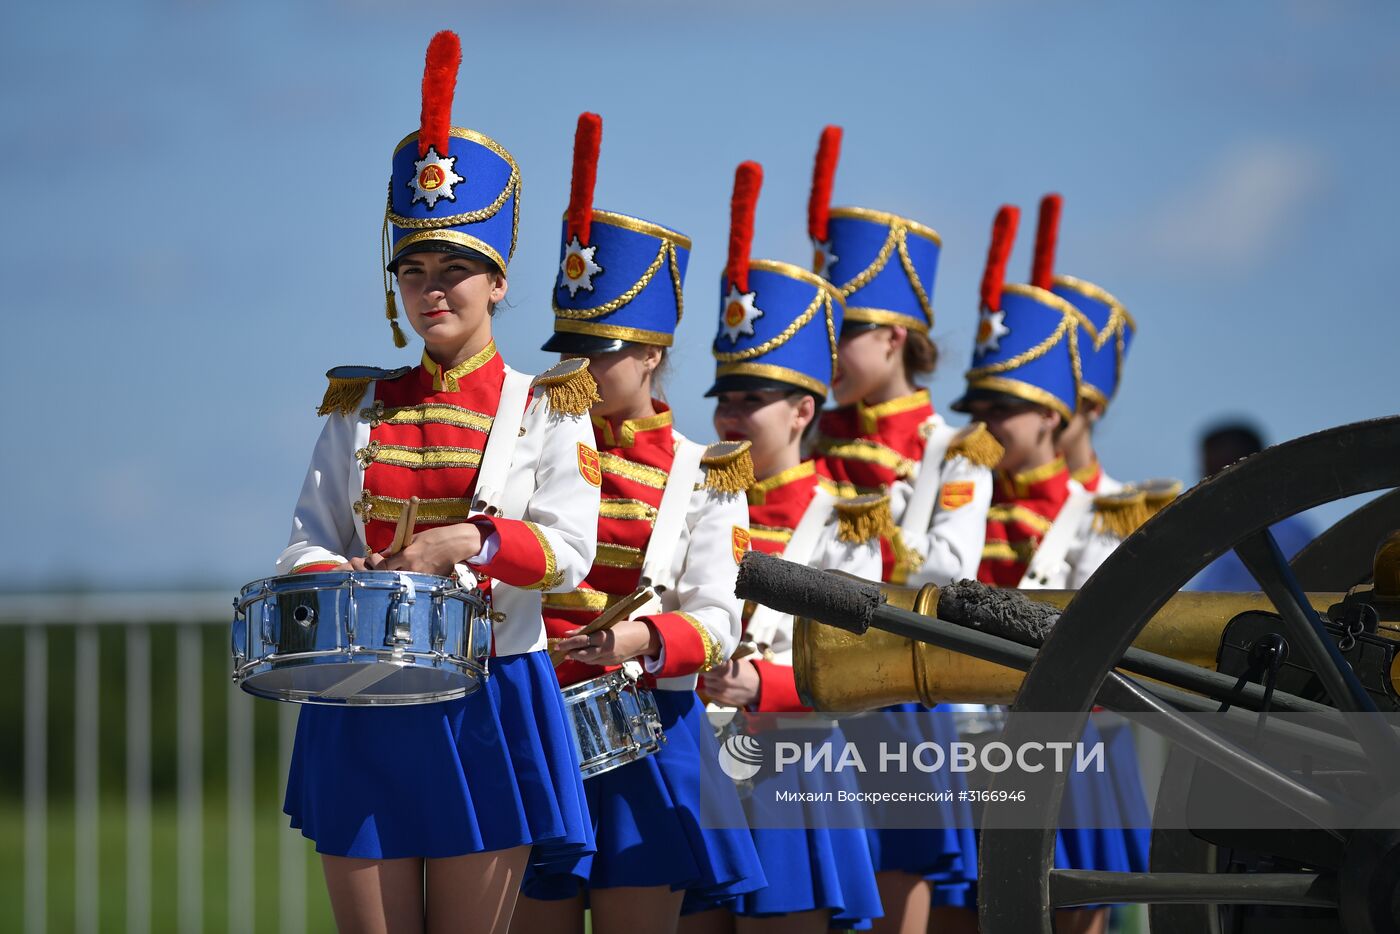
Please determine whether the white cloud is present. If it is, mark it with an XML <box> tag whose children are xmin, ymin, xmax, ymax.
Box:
<box><xmin>1142</xmin><ymin>141</ymin><xmax>1325</xmax><ymax>270</ymax></box>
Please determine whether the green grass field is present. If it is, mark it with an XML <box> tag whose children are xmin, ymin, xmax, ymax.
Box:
<box><xmin>0</xmin><ymin>799</ymin><xmax>336</xmax><ymax>933</ymax></box>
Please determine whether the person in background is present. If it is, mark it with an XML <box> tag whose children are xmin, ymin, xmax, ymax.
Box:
<box><xmin>804</xmin><ymin>125</ymin><xmax>984</xmax><ymax>934</ymax></box>
<box><xmin>513</xmin><ymin>112</ymin><xmax>764</xmax><ymax>934</ymax></box>
<box><xmin>684</xmin><ymin>160</ymin><xmax>885</xmax><ymax>934</ymax></box>
<box><xmin>1189</xmin><ymin>422</ymin><xmax>1314</xmax><ymax>591</ymax></box>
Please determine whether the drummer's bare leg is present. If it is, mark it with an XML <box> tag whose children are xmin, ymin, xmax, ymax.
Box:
<box><xmin>871</xmin><ymin>871</ymin><xmax>930</xmax><ymax>934</ymax></box>
<box><xmin>321</xmin><ymin>855</ymin><xmax>425</xmax><ymax>934</ymax></box>
<box><xmin>678</xmin><ymin>907</ymin><xmax>735</xmax><ymax>934</ymax></box>
<box><xmin>425</xmin><ymin>844</ymin><xmax>532</xmax><ymax>934</ymax></box>
<box><xmin>592</xmin><ymin>885</ymin><xmax>685</xmax><ymax>934</ymax></box>
<box><xmin>735</xmin><ymin>909</ymin><xmax>832</xmax><ymax>933</ymax></box>
<box><xmin>1055</xmin><ymin>908</ymin><xmax>1108</xmax><ymax>934</ymax></box>
<box><xmin>927</xmin><ymin>906</ymin><xmax>978</xmax><ymax>933</ymax></box>
<box><xmin>510</xmin><ymin>891</ymin><xmax>586</xmax><ymax>934</ymax></box>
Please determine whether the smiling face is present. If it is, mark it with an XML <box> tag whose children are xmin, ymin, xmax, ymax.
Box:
<box><xmin>393</xmin><ymin>251</ymin><xmax>507</xmax><ymax>359</ymax></box>
<box><xmin>712</xmin><ymin>389</ymin><xmax>816</xmax><ymax>479</ymax></box>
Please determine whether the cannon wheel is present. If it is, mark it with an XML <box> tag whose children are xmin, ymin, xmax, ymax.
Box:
<box><xmin>977</xmin><ymin>416</ymin><xmax>1400</xmax><ymax>933</ymax></box>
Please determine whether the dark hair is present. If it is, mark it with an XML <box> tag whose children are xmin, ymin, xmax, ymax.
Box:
<box><xmin>1202</xmin><ymin>422</ymin><xmax>1265</xmax><ymax>457</ymax></box>
<box><xmin>902</xmin><ymin>329</ymin><xmax>939</xmax><ymax>378</ymax></box>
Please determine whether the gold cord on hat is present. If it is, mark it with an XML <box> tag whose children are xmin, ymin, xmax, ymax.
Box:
<box><xmin>382</xmin><ymin>183</ymin><xmax>408</xmax><ymax>349</ymax></box>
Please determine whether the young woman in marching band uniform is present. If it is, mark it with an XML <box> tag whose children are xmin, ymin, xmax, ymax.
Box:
<box><xmin>511</xmin><ymin>113</ymin><xmax>765</xmax><ymax>934</ymax></box>
<box><xmin>686</xmin><ymin>162</ymin><xmax>885</xmax><ymax>933</ymax></box>
<box><xmin>952</xmin><ymin>203</ymin><xmax>1153</xmax><ymax>934</ymax></box>
<box><xmin>800</xmin><ymin>126</ymin><xmax>992</xmax><ymax>933</ymax></box>
<box><xmin>275</xmin><ymin>34</ymin><xmax>601</xmax><ymax>933</ymax></box>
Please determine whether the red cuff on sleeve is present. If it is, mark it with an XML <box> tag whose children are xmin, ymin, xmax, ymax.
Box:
<box><xmin>470</xmin><ymin>517</ymin><xmax>555</xmax><ymax>589</ymax></box>
<box><xmin>292</xmin><ymin>561</ymin><xmax>341</xmax><ymax>574</ymax></box>
<box><xmin>751</xmin><ymin>659</ymin><xmax>811</xmax><ymax>713</ymax></box>
<box><xmin>640</xmin><ymin>613</ymin><xmax>707</xmax><ymax>679</ymax></box>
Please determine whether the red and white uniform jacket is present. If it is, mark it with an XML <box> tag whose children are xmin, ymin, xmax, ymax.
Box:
<box><xmin>276</xmin><ymin>343</ymin><xmax>601</xmax><ymax>657</ymax></box>
<box><xmin>1072</xmin><ymin>460</ymin><xmax>1125</xmax><ymax>495</ymax></box>
<box><xmin>544</xmin><ymin>406</ymin><xmax>748</xmax><ymax>693</ymax></box>
<box><xmin>817</xmin><ymin>389</ymin><xmax>993</xmax><ymax>586</ymax></box>
<box><xmin>977</xmin><ymin>458</ymin><xmax>1124</xmax><ymax>591</ymax></box>
<box><xmin>742</xmin><ymin>461</ymin><xmax>882</xmax><ymax>712</ymax></box>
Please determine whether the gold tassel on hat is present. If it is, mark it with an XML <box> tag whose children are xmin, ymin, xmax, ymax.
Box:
<box><xmin>701</xmin><ymin>441</ymin><xmax>756</xmax><ymax>494</ymax></box>
<box><xmin>945</xmin><ymin>422</ymin><xmax>1005</xmax><ymax>469</ymax></box>
<box><xmin>385</xmin><ymin>291</ymin><xmax>408</xmax><ymax>348</ymax></box>
<box><xmin>382</xmin><ymin>187</ymin><xmax>408</xmax><ymax>349</ymax></box>
<box><xmin>318</xmin><ymin>376</ymin><xmax>374</xmax><ymax>417</ymax></box>
<box><xmin>1092</xmin><ymin>489</ymin><xmax>1150</xmax><ymax>539</ymax></box>
<box><xmin>532</xmin><ymin>358</ymin><xmax>601</xmax><ymax>416</ymax></box>
<box><xmin>835</xmin><ymin>492</ymin><xmax>896</xmax><ymax>545</ymax></box>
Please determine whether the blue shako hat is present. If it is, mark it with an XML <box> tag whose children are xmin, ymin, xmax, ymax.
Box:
<box><xmin>382</xmin><ymin>33</ymin><xmax>520</xmax><ymax>339</ymax></box>
<box><xmin>1029</xmin><ymin>193</ymin><xmax>1136</xmax><ymax>407</ymax></box>
<box><xmin>544</xmin><ymin>113</ymin><xmax>692</xmax><ymax>354</ymax></box>
<box><xmin>707</xmin><ymin>161</ymin><xmax>844</xmax><ymax>399</ymax></box>
<box><xmin>951</xmin><ymin>204</ymin><xmax>1083</xmax><ymax>420</ymax></box>
<box><xmin>807</xmin><ymin>125</ymin><xmax>941</xmax><ymax>334</ymax></box>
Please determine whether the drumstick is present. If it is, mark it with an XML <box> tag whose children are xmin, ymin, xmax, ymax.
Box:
<box><xmin>399</xmin><ymin>496</ymin><xmax>420</xmax><ymax>550</ymax></box>
<box><xmin>730</xmin><ymin>641</ymin><xmax>758</xmax><ymax>661</ymax></box>
<box><xmin>387</xmin><ymin>497</ymin><xmax>419</xmax><ymax>555</ymax></box>
<box><xmin>550</xmin><ymin>587</ymin><xmax>655</xmax><ymax>666</ymax></box>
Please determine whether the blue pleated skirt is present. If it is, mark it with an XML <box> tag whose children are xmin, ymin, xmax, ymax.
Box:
<box><xmin>283</xmin><ymin>650</ymin><xmax>594</xmax><ymax>867</ymax></box>
<box><xmin>1055</xmin><ymin>718</ymin><xmax>1150</xmax><ymax>874</ymax></box>
<box><xmin>684</xmin><ymin>724</ymin><xmax>883</xmax><ymax>927</ymax></box>
<box><xmin>865</xmin><ymin>704</ymin><xmax>977</xmax><ymax>888</ymax></box>
<box><xmin>520</xmin><ymin>689</ymin><xmax>766</xmax><ymax>900</ymax></box>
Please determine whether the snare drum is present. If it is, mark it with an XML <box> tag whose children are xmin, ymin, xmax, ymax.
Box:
<box><xmin>563</xmin><ymin>663</ymin><xmax>665</xmax><ymax>779</ymax></box>
<box><xmin>231</xmin><ymin>571</ymin><xmax>490</xmax><ymax>705</ymax></box>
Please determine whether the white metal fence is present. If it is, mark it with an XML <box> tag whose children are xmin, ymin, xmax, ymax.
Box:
<box><xmin>2</xmin><ymin>592</ymin><xmax>314</xmax><ymax>934</ymax></box>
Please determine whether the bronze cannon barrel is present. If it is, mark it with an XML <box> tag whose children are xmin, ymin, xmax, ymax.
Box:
<box><xmin>793</xmin><ymin>582</ymin><xmax>1345</xmax><ymax>710</ymax></box>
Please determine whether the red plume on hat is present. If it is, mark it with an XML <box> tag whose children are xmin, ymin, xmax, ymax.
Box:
<box><xmin>566</xmin><ymin>113</ymin><xmax>603</xmax><ymax>247</ymax></box>
<box><xmin>727</xmin><ymin>161</ymin><xmax>764</xmax><ymax>293</ymax></box>
<box><xmin>419</xmin><ymin>31</ymin><xmax>461</xmax><ymax>158</ymax></box>
<box><xmin>808</xmin><ymin>125</ymin><xmax>843</xmax><ymax>243</ymax></box>
<box><xmin>1031</xmin><ymin>193</ymin><xmax>1062</xmax><ymax>291</ymax></box>
<box><xmin>980</xmin><ymin>205</ymin><xmax>1020</xmax><ymax>312</ymax></box>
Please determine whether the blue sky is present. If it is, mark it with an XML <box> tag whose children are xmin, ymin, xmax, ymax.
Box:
<box><xmin>4</xmin><ymin>1</ymin><xmax>1397</xmax><ymax>589</ymax></box>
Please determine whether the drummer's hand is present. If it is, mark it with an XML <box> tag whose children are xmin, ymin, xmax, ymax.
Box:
<box><xmin>376</xmin><ymin>525</ymin><xmax>483</xmax><ymax>576</ymax></box>
<box><xmin>563</xmin><ymin>618</ymin><xmax>661</xmax><ymax>667</ymax></box>
<box><xmin>336</xmin><ymin>556</ymin><xmax>375</xmax><ymax>571</ymax></box>
<box><xmin>701</xmin><ymin>659</ymin><xmax>760</xmax><ymax>708</ymax></box>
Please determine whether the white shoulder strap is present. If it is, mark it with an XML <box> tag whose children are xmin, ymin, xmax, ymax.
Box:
<box><xmin>1019</xmin><ymin>483</ymin><xmax>1094</xmax><ymax>589</ymax></box>
<box><xmin>900</xmin><ymin>419</ymin><xmax>958</xmax><ymax>537</ymax></box>
<box><xmin>639</xmin><ymin>437</ymin><xmax>706</xmax><ymax>592</ymax></box>
<box><xmin>744</xmin><ymin>489</ymin><xmax>836</xmax><ymax>647</ymax></box>
<box><xmin>471</xmin><ymin>368</ymin><xmax>533</xmax><ymax>516</ymax></box>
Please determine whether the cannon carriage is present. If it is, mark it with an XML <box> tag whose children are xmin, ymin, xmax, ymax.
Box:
<box><xmin>739</xmin><ymin>416</ymin><xmax>1400</xmax><ymax>933</ymax></box>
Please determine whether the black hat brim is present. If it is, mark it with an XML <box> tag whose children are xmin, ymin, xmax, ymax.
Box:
<box><xmin>950</xmin><ymin>386</ymin><xmax>1040</xmax><ymax>414</ymax></box>
<box><xmin>387</xmin><ymin>241</ymin><xmax>500</xmax><ymax>273</ymax></box>
<box><xmin>705</xmin><ymin>373</ymin><xmax>824</xmax><ymax>400</ymax></box>
<box><xmin>540</xmin><ymin>331</ymin><xmax>628</xmax><ymax>355</ymax></box>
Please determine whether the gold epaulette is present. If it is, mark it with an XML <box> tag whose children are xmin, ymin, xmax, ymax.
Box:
<box><xmin>317</xmin><ymin>365</ymin><xmax>410</xmax><ymax>417</ymax></box>
<box><xmin>532</xmin><ymin>358</ymin><xmax>600</xmax><ymax>417</ymax></box>
<box><xmin>700</xmin><ymin>440</ymin><xmax>756</xmax><ymax>494</ymax></box>
<box><xmin>1136</xmin><ymin>478</ymin><xmax>1183</xmax><ymax>518</ymax></box>
<box><xmin>1092</xmin><ymin>489</ymin><xmax>1150</xmax><ymax>539</ymax></box>
<box><xmin>944</xmin><ymin>422</ymin><xmax>1004</xmax><ymax>469</ymax></box>
<box><xmin>834</xmin><ymin>492</ymin><xmax>896</xmax><ymax>545</ymax></box>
